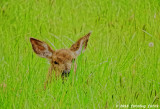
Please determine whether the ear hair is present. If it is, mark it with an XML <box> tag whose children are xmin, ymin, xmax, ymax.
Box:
<box><xmin>30</xmin><ymin>38</ymin><xmax>54</xmax><ymax>59</ymax></box>
<box><xmin>70</xmin><ymin>32</ymin><xmax>91</xmax><ymax>55</ymax></box>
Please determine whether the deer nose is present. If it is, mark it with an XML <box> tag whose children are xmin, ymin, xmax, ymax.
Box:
<box><xmin>63</xmin><ymin>70</ymin><xmax>70</xmax><ymax>73</ymax></box>
<box><xmin>62</xmin><ymin>70</ymin><xmax>70</xmax><ymax>77</ymax></box>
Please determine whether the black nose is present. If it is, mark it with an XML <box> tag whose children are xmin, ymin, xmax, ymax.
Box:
<box><xmin>63</xmin><ymin>70</ymin><xmax>70</xmax><ymax>74</ymax></box>
<box><xmin>62</xmin><ymin>70</ymin><xmax>70</xmax><ymax>77</ymax></box>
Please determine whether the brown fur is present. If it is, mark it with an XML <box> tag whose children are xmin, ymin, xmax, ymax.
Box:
<box><xmin>30</xmin><ymin>32</ymin><xmax>91</xmax><ymax>89</ymax></box>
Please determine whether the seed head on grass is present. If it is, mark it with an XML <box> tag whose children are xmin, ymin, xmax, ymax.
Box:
<box><xmin>149</xmin><ymin>42</ymin><xmax>154</xmax><ymax>47</ymax></box>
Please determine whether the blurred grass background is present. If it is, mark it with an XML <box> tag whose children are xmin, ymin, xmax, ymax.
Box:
<box><xmin>0</xmin><ymin>0</ymin><xmax>160</xmax><ymax>108</ymax></box>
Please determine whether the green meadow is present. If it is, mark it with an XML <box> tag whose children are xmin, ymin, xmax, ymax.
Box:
<box><xmin>0</xmin><ymin>0</ymin><xmax>160</xmax><ymax>108</ymax></box>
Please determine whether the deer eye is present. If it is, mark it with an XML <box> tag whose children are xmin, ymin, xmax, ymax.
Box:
<box><xmin>54</xmin><ymin>61</ymin><xmax>59</xmax><ymax>64</ymax></box>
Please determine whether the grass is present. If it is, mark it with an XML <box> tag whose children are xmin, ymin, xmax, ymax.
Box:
<box><xmin>0</xmin><ymin>0</ymin><xmax>160</xmax><ymax>108</ymax></box>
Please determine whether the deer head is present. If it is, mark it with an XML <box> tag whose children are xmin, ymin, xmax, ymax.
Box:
<box><xmin>30</xmin><ymin>32</ymin><xmax>91</xmax><ymax>89</ymax></box>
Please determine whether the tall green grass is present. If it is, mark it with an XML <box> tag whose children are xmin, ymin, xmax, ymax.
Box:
<box><xmin>0</xmin><ymin>0</ymin><xmax>160</xmax><ymax>108</ymax></box>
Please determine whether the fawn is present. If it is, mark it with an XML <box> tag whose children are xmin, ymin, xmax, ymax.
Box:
<box><xmin>30</xmin><ymin>32</ymin><xmax>91</xmax><ymax>89</ymax></box>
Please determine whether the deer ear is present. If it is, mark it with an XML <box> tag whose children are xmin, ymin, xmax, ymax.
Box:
<box><xmin>70</xmin><ymin>32</ymin><xmax>91</xmax><ymax>56</ymax></box>
<box><xmin>30</xmin><ymin>38</ymin><xmax>54</xmax><ymax>59</ymax></box>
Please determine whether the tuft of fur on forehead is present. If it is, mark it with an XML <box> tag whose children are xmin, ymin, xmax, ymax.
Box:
<box><xmin>53</xmin><ymin>49</ymin><xmax>75</xmax><ymax>62</ymax></box>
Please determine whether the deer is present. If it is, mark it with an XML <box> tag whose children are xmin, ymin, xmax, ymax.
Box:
<box><xmin>30</xmin><ymin>32</ymin><xmax>91</xmax><ymax>89</ymax></box>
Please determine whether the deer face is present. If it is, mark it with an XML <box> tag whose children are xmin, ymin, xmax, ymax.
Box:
<box><xmin>30</xmin><ymin>32</ymin><xmax>91</xmax><ymax>78</ymax></box>
<box><xmin>50</xmin><ymin>49</ymin><xmax>76</xmax><ymax>77</ymax></box>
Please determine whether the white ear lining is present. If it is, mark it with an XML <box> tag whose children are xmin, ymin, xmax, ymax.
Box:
<box><xmin>75</xmin><ymin>40</ymin><xmax>85</xmax><ymax>55</ymax></box>
<box><xmin>36</xmin><ymin>44</ymin><xmax>52</xmax><ymax>58</ymax></box>
<box><xmin>43</xmin><ymin>44</ymin><xmax>52</xmax><ymax>57</ymax></box>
